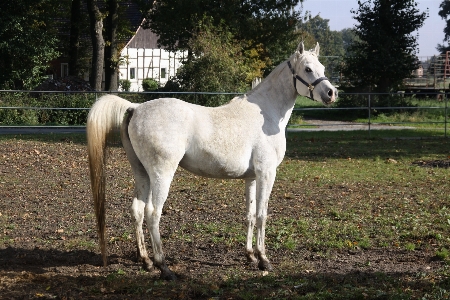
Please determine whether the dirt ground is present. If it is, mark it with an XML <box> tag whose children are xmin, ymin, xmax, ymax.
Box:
<box><xmin>0</xmin><ymin>137</ymin><xmax>448</xmax><ymax>299</ymax></box>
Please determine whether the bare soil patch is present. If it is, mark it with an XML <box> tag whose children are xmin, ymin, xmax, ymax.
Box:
<box><xmin>412</xmin><ymin>159</ymin><xmax>450</xmax><ymax>168</ymax></box>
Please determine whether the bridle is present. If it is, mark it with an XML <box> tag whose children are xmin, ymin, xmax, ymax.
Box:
<box><xmin>287</xmin><ymin>61</ymin><xmax>329</xmax><ymax>100</ymax></box>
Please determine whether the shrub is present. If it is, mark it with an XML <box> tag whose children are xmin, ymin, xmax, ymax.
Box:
<box><xmin>142</xmin><ymin>78</ymin><xmax>159</xmax><ymax>91</ymax></box>
<box><xmin>0</xmin><ymin>108</ymin><xmax>39</xmax><ymax>125</ymax></box>
<box><xmin>119</xmin><ymin>79</ymin><xmax>131</xmax><ymax>92</ymax></box>
<box><xmin>172</xmin><ymin>18</ymin><xmax>249</xmax><ymax>106</ymax></box>
<box><xmin>0</xmin><ymin>92</ymin><xmax>96</xmax><ymax>125</ymax></box>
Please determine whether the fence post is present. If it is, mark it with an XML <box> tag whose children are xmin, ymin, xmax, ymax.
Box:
<box><xmin>445</xmin><ymin>92</ymin><xmax>448</xmax><ymax>138</ymax></box>
<box><xmin>368</xmin><ymin>93</ymin><xmax>371</xmax><ymax>137</ymax></box>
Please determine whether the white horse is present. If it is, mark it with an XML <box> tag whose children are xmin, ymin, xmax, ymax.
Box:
<box><xmin>87</xmin><ymin>42</ymin><xmax>337</xmax><ymax>280</ymax></box>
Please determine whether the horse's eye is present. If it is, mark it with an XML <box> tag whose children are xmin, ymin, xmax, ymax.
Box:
<box><xmin>305</xmin><ymin>67</ymin><xmax>312</xmax><ymax>73</ymax></box>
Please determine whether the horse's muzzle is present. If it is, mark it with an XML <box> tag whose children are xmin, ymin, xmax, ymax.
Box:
<box><xmin>323</xmin><ymin>88</ymin><xmax>337</xmax><ymax>105</ymax></box>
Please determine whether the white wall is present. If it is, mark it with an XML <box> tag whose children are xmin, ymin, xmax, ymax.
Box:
<box><xmin>118</xmin><ymin>47</ymin><xmax>187</xmax><ymax>91</ymax></box>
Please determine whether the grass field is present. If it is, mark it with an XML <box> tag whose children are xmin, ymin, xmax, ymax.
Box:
<box><xmin>0</xmin><ymin>131</ymin><xmax>449</xmax><ymax>299</ymax></box>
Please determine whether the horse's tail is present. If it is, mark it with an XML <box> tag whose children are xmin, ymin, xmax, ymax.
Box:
<box><xmin>86</xmin><ymin>95</ymin><xmax>138</xmax><ymax>267</ymax></box>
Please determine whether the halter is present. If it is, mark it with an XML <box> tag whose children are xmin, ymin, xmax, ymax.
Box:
<box><xmin>287</xmin><ymin>61</ymin><xmax>329</xmax><ymax>100</ymax></box>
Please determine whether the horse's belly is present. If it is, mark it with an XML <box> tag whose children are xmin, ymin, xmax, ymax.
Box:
<box><xmin>179</xmin><ymin>153</ymin><xmax>254</xmax><ymax>179</ymax></box>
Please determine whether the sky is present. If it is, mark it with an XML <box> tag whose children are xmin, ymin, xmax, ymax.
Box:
<box><xmin>300</xmin><ymin>0</ymin><xmax>446</xmax><ymax>58</ymax></box>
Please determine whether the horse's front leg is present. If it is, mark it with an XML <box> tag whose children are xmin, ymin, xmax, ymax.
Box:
<box><xmin>245</xmin><ymin>179</ymin><xmax>257</xmax><ymax>264</ymax></box>
<box><xmin>255</xmin><ymin>169</ymin><xmax>276</xmax><ymax>271</ymax></box>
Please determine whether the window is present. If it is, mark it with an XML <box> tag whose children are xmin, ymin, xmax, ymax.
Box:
<box><xmin>130</xmin><ymin>68</ymin><xmax>136</xmax><ymax>79</ymax></box>
<box><xmin>161</xmin><ymin>68</ymin><xmax>166</xmax><ymax>79</ymax></box>
<box><xmin>61</xmin><ymin>63</ymin><xmax>69</xmax><ymax>78</ymax></box>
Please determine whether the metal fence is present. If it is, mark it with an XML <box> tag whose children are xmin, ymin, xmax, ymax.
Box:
<box><xmin>0</xmin><ymin>90</ymin><xmax>448</xmax><ymax>137</ymax></box>
<box><xmin>291</xmin><ymin>92</ymin><xmax>449</xmax><ymax>137</ymax></box>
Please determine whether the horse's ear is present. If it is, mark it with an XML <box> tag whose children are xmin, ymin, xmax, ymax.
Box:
<box><xmin>297</xmin><ymin>42</ymin><xmax>305</xmax><ymax>54</ymax></box>
<box><xmin>314</xmin><ymin>42</ymin><xmax>320</xmax><ymax>56</ymax></box>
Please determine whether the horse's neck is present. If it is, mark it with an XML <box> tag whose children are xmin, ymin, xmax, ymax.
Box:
<box><xmin>247</xmin><ymin>61</ymin><xmax>297</xmax><ymax>129</ymax></box>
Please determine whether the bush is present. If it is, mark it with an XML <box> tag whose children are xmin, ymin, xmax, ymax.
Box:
<box><xmin>171</xmin><ymin>18</ymin><xmax>249</xmax><ymax>106</ymax></box>
<box><xmin>0</xmin><ymin>92</ymin><xmax>96</xmax><ymax>125</ymax></box>
<box><xmin>0</xmin><ymin>108</ymin><xmax>40</xmax><ymax>125</ymax></box>
<box><xmin>0</xmin><ymin>92</ymin><xmax>40</xmax><ymax>125</ymax></box>
<box><xmin>142</xmin><ymin>78</ymin><xmax>159</xmax><ymax>91</ymax></box>
<box><xmin>33</xmin><ymin>93</ymin><xmax>95</xmax><ymax>125</ymax></box>
<box><xmin>119</xmin><ymin>79</ymin><xmax>131</xmax><ymax>92</ymax></box>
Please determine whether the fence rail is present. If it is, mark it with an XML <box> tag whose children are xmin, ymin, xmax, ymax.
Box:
<box><xmin>0</xmin><ymin>90</ymin><xmax>448</xmax><ymax>137</ymax></box>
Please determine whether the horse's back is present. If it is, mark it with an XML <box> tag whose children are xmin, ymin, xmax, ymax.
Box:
<box><xmin>126</xmin><ymin>97</ymin><xmax>263</xmax><ymax>179</ymax></box>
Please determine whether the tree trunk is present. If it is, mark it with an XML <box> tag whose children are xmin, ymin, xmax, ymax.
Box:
<box><xmin>86</xmin><ymin>0</ymin><xmax>105</xmax><ymax>91</ymax></box>
<box><xmin>68</xmin><ymin>0</ymin><xmax>81</xmax><ymax>77</ymax></box>
<box><xmin>105</xmin><ymin>0</ymin><xmax>119</xmax><ymax>91</ymax></box>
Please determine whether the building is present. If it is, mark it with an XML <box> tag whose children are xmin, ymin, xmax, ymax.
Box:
<box><xmin>46</xmin><ymin>1</ymin><xmax>187</xmax><ymax>91</ymax></box>
<box><xmin>118</xmin><ymin>24</ymin><xmax>187</xmax><ymax>91</ymax></box>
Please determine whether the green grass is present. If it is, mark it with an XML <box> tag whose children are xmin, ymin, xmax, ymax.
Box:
<box><xmin>280</xmin><ymin>133</ymin><xmax>450</xmax><ymax>253</ymax></box>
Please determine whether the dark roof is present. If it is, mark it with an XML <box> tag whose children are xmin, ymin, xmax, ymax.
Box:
<box><xmin>124</xmin><ymin>24</ymin><xmax>163</xmax><ymax>49</ymax></box>
<box><xmin>121</xmin><ymin>1</ymin><xmax>144</xmax><ymax>42</ymax></box>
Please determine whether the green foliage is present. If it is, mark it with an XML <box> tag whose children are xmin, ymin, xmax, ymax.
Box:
<box><xmin>297</xmin><ymin>15</ymin><xmax>344</xmax><ymax>80</ymax></box>
<box><xmin>140</xmin><ymin>0</ymin><xmax>302</xmax><ymax>74</ymax></box>
<box><xmin>341</xmin><ymin>0</ymin><xmax>428</xmax><ymax>93</ymax></box>
<box><xmin>436</xmin><ymin>248</ymin><xmax>449</xmax><ymax>260</ymax></box>
<box><xmin>341</xmin><ymin>28</ymin><xmax>360</xmax><ymax>53</ymax></box>
<box><xmin>405</xmin><ymin>242</ymin><xmax>416</xmax><ymax>251</ymax></box>
<box><xmin>0</xmin><ymin>108</ymin><xmax>40</xmax><ymax>126</ymax></box>
<box><xmin>298</xmin><ymin>15</ymin><xmax>345</xmax><ymax>58</ymax></box>
<box><xmin>172</xmin><ymin>19</ymin><xmax>249</xmax><ymax>106</ymax></box>
<box><xmin>0</xmin><ymin>0</ymin><xmax>62</xmax><ymax>89</ymax></box>
<box><xmin>438</xmin><ymin>0</ymin><xmax>450</xmax><ymax>53</ymax></box>
<box><xmin>119</xmin><ymin>79</ymin><xmax>131</xmax><ymax>92</ymax></box>
<box><xmin>0</xmin><ymin>92</ymin><xmax>95</xmax><ymax>125</ymax></box>
<box><xmin>141</xmin><ymin>78</ymin><xmax>159</xmax><ymax>91</ymax></box>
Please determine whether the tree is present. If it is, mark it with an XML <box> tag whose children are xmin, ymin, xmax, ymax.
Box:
<box><xmin>85</xmin><ymin>0</ymin><xmax>131</xmax><ymax>91</ymax></box>
<box><xmin>0</xmin><ymin>0</ymin><xmax>61</xmax><ymax>89</ymax></box>
<box><xmin>171</xmin><ymin>19</ymin><xmax>250</xmax><ymax>106</ymax></box>
<box><xmin>58</xmin><ymin>0</ymin><xmax>92</xmax><ymax>79</ymax></box>
<box><xmin>341</xmin><ymin>0</ymin><xmax>427</xmax><ymax>92</ymax></box>
<box><xmin>68</xmin><ymin>0</ymin><xmax>82</xmax><ymax>77</ymax></box>
<box><xmin>438</xmin><ymin>0</ymin><xmax>450</xmax><ymax>53</ymax></box>
<box><xmin>104</xmin><ymin>0</ymin><xmax>119</xmax><ymax>91</ymax></box>
<box><xmin>86</xmin><ymin>0</ymin><xmax>105</xmax><ymax>91</ymax></box>
<box><xmin>298</xmin><ymin>15</ymin><xmax>343</xmax><ymax>56</ymax></box>
<box><xmin>297</xmin><ymin>14</ymin><xmax>345</xmax><ymax>79</ymax></box>
<box><xmin>138</xmin><ymin>0</ymin><xmax>303</xmax><ymax>74</ymax></box>
<box><xmin>341</xmin><ymin>28</ymin><xmax>360</xmax><ymax>54</ymax></box>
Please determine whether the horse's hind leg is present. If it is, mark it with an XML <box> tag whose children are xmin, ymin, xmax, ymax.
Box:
<box><xmin>121</xmin><ymin>120</ymin><xmax>153</xmax><ymax>270</ymax></box>
<box><xmin>245</xmin><ymin>179</ymin><xmax>258</xmax><ymax>264</ymax></box>
<box><xmin>145</xmin><ymin>167</ymin><xmax>178</xmax><ymax>280</ymax></box>
<box><xmin>131</xmin><ymin>175</ymin><xmax>153</xmax><ymax>271</ymax></box>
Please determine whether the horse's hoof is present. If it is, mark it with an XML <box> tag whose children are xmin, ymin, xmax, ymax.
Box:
<box><xmin>258</xmin><ymin>260</ymin><xmax>273</xmax><ymax>271</ymax></box>
<box><xmin>160</xmin><ymin>270</ymin><xmax>177</xmax><ymax>281</ymax></box>
<box><xmin>142</xmin><ymin>258</ymin><xmax>154</xmax><ymax>271</ymax></box>
<box><xmin>245</xmin><ymin>253</ymin><xmax>258</xmax><ymax>264</ymax></box>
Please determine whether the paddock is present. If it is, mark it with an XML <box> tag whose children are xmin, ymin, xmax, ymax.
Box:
<box><xmin>0</xmin><ymin>133</ymin><xmax>449</xmax><ymax>298</ymax></box>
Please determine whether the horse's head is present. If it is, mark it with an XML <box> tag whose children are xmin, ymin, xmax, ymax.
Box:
<box><xmin>288</xmin><ymin>42</ymin><xmax>337</xmax><ymax>105</ymax></box>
